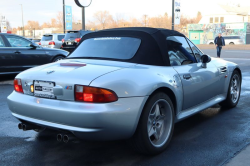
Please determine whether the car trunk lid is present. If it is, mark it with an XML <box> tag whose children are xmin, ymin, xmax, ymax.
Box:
<box><xmin>19</xmin><ymin>59</ymin><xmax>133</xmax><ymax>101</ymax></box>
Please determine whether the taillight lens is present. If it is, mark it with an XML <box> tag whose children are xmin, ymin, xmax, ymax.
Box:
<box><xmin>62</xmin><ymin>38</ymin><xmax>65</xmax><ymax>43</ymax></box>
<box><xmin>75</xmin><ymin>85</ymin><xmax>118</xmax><ymax>103</ymax></box>
<box><xmin>75</xmin><ymin>38</ymin><xmax>81</xmax><ymax>43</ymax></box>
<box><xmin>14</xmin><ymin>79</ymin><xmax>24</xmax><ymax>93</ymax></box>
<box><xmin>49</xmin><ymin>41</ymin><xmax>55</xmax><ymax>45</ymax></box>
<box><xmin>38</xmin><ymin>42</ymin><xmax>41</xmax><ymax>45</ymax></box>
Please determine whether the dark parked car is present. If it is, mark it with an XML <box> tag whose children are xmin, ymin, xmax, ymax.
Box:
<box><xmin>0</xmin><ymin>33</ymin><xmax>69</xmax><ymax>75</ymax></box>
<box><xmin>61</xmin><ymin>30</ymin><xmax>90</xmax><ymax>53</ymax></box>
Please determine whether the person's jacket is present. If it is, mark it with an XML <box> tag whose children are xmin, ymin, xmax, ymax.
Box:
<box><xmin>214</xmin><ymin>36</ymin><xmax>225</xmax><ymax>46</ymax></box>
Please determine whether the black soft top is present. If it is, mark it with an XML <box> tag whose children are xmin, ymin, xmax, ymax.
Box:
<box><xmin>80</xmin><ymin>27</ymin><xmax>185</xmax><ymax>66</ymax></box>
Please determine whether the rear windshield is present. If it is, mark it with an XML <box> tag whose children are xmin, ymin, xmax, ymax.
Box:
<box><xmin>41</xmin><ymin>35</ymin><xmax>52</xmax><ymax>41</ymax></box>
<box><xmin>68</xmin><ymin>37</ymin><xmax>141</xmax><ymax>60</ymax></box>
<box><xmin>58</xmin><ymin>35</ymin><xmax>65</xmax><ymax>41</ymax></box>
<box><xmin>64</xmin><ymin>31</ymin><xmax>80</xmax><ymax>40</ymax></box>
<box><xmin>32</xmin><ymin>39</ymin><xmax>40</xmax><ymax>42</ymax></box>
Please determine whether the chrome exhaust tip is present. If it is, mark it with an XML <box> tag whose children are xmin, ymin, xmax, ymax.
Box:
<box><xmin>22</xmin><ymin>124</ymin><xmax>27</xmax><ymax>131</ymax></box>
<box><xmin>18</xmin><ymin>123</ymin><xmax>23</xmax><ymax>130</ymax></box>
<box><xmin>63</xmin><ymin>135</ymin><xmax>69</xmax><ymax>143</ymax></box>
<box><xmin>57</xmin><ymin>134</ymin><xmax>63</xmax><ymax>142</ymax></box>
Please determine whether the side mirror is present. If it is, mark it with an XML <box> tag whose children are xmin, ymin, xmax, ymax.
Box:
<box><xmin>30</xmin><ymin>43</ymin><xmax>37</xmax><ymax>49</ymax></box>
<box><xmin>200</xmin><ymin>54</ymin><xmax>211</xmax><ymax>68</ymax></box>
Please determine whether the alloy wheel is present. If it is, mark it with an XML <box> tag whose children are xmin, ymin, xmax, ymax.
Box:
<box><xmin>147</xmin><ymin>99</ymin><xmax>173</xmax><ymax>147</ymax></box>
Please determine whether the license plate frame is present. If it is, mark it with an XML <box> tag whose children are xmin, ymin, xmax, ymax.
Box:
<box><xmin>33</xmin><ymin>80</ymin><xmax>56</xmax><ymax>99</ymax></box>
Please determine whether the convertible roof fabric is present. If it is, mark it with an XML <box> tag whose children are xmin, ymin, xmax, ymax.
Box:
<box><xmin>80</xmin><ymin>27</ymin><xmax>185</xmax><ymax>66</ymax></box>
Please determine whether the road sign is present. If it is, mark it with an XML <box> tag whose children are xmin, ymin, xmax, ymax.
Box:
<box><xmin>65</xmin><ymin>5</ymin><xmax>72</xmax><ymax>30</ymax></box>
<box><xmin>174</xmin><ymin>0</ymin><xmax>181</xmax><ymax>25</ymax></box>
<box><xmin>1</xmin><ymin>16</ymin><xmax>7</xmax><ymax>33</ymax></box>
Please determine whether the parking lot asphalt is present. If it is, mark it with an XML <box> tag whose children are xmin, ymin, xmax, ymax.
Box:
<box><xmin>0</xmin><ymin>49</ymin><xmax>250</xmax><ymax>166</ymax></box>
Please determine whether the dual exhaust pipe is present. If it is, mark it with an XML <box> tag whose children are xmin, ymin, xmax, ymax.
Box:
<box><xmin>18</xmin><ymin>123</ymin><xmax>76</xmax><ymax>143</ymax></box>
<box><xmin>57</xmin><ymin>134</ymin><xmax>76</xmax><ymax>143</ymax></box>
<box><xmin>18</xmin><ymin>123</ymin><xmax>40</xmax><ymax>131</ymax></box>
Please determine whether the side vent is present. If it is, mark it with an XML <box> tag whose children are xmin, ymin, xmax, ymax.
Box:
<box><xmin>220</xmin><ymin>66</ymin><xmax>227</xmax><ymax>73</ymax></box>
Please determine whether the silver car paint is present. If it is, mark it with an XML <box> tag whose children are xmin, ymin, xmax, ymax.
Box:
<box><xmin>8</xmin><ymin>91</ymin><xmax>148</xmax><ymax>140</ymax></box>
<box><xmin>7</xmin><ymin>56</ymin><xmax>240</xmax><ymax>140</ymax></box>
<box><xmin>41</xmin><ymin>34</ymin><xmax>65</xmax><ymax>49</ymax></box>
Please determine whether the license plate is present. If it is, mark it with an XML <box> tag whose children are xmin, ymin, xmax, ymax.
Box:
<box><xmin>67</xmin><ymin>42</ymin><xmax>72</xmax><ymax>45</ymax></box>
<box><xmin>34</xmin><ymin>80</ymin><xmax>55</xmax><ymax>99</ymax></box>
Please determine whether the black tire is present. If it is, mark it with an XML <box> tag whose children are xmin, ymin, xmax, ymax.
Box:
<box><xmin>229</xmin><ymin>42</ymin><xmax>234</xmax><ymax>45</ymax></box>
<box><xmin>52</xmin><ymin>56</ymin><xmax>65</xmax><ymax>62</ymax></box>
<box><xmin>209</xmin><ymin>42</ymin><xmax>214</xmax><ymax>45</ymax></box>
<box><xmin>220</xmin><ymin>70</ymin><xmax>241</xmax><ymax>108</ymax></box>
<box><xmin>129</xmin><ymin>92</ymin><xmax>175</xmax><ymax>155</ymax></box>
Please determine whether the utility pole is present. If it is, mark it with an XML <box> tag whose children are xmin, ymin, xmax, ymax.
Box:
<box><xmin>20</xmin><ymin>4</ymin><xmax>24</xmax><ymax>36</ymax></box>
<box><xmin>172</xmin><ymin>0</ymin><xmax>175</xmax><ymax>30</ymax></box>
<box><xmin>63</xmin><ymin>0</ymin><xmax>65</xmax><ymax>33</ymax></box>
<box><xmin>33</xmin><ymin>28</ymin><xmax>35</xmax><ymax>38</ymax></box>
<box><xmin>82</xmin><ymin>7</ymin><xmax>85</xmax><ymax>30</ymax></box>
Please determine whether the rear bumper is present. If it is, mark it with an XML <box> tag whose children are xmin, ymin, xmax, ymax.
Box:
<box><xmin>7</xmin><ymin>91</ymin><xmax>147</xmax><ymax>140</ymax></box>
<box><xmin>61</xmin><ymin>47</ymin><xmax>75</xmax><ymax>52</ymax></box>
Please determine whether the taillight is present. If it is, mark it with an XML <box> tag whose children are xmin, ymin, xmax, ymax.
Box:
<box><xmin>38</xmin><ymin>42</ymin><xmax>41</xmax><ymax>45</ymax></box>
<box><xmin>62</xmin><ymin>38</ymin><xmax>65</xmax><ymax>43</ymax></box>
<box><xmin>75</xmin><ymin>38</ymin><xmax>81</xmax><ymax>43</ymax></box>
<box><xmin>49</xmin><ymin>41</ymin><xmax>55</xmax><ymax>45</ymax></box>
<box><xmin>14</xmin><ymin>79</ymin><xmax>24</xmax><ymax>93</ymax></box>
<box><xmin>75</xmin><ymin>85</ymin><xmax>118</xmax><ymax>103</ymax></box>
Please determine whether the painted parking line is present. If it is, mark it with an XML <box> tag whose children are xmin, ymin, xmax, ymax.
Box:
<box><xmin>223</xmin><ymin>58</ymin><xmax>250</xmax><ymax>60</ymax></box>
<box><xmin>225</xmin><ymin>51</ymin><xmax>250</xmax><ymax>54</ymax></box>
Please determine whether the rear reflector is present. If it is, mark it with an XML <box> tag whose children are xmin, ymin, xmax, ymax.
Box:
<box><xmin>75</xmin><ymin>85</ymin><xmax>118</xmax><ymax>103</ymax></box>
<box><xmin>14</xmin><ymin>79</ymin><xmax>24</xmax><ymax>93</ymax></box>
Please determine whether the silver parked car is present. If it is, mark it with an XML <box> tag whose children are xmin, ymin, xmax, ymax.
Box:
<box><xmin>7</xmin><ymin>28</ymin><xmax>242</xmax><ymax>155</ymax></box>
<box><xmin>40</xmin><ymin>34</ymin><xmax>65</xmax><ymax>49</ymax></box>
<box><xmin>207</xmin><ymin>35</ymin><xmax>244</xmax><ymax>45</ymax></box>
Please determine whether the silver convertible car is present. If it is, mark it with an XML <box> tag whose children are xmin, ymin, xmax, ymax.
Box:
<box><xmin>7</xmin><ymin>28</ymin><xmax>241</xmax><ymax>155</ymax></box>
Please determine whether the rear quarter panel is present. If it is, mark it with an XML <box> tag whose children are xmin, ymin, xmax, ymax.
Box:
<box><xmin>90</xmin><ymin>64</ymin><xmax>184</xmax><ymax>116</ymax></box>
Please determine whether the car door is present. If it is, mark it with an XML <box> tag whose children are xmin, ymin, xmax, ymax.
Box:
<box><xmin>3</xmin><ymin>35</ymin><xmax>48</xmax><ymax>71</ymax></box>
<box><xmin>167</xmin><ymin>36</ymin><xmax>220</xmax><ymax>110</ymax></box>
<box><xmin>0</xmin><ymin>34</ymin><xmax>21</xmax><ymax>73</ymax></box>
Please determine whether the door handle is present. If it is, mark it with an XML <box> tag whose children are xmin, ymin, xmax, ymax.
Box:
<box><xmin>14</xmin><ymin>51</ymin><xmax>21</xmax><ymax>54</ymax></box>
<box><xmin>183</xmin><ymin>74</ymin><xmax>192</xmax><ymax>80</ymax></box>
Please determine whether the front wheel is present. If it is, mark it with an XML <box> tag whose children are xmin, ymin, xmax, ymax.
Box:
<box><xmin>130</xmin><ymin>92</ymin><xmax>174</xmax><ymax>155</ymax></box>
<box><xmin>52</xmin><ymin>56</ymin><xmax>65</xmax><ymax>62</ymax></box>
<box><xmin>220</xmin><ymin>70</ymin><xmax>241</xmax><ymax>108</ymax></box>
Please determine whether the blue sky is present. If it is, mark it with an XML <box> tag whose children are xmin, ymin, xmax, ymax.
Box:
<box><xmin>1</xmin><ymin>0</ymin><xmax>250</xmax><ymax>28</ymax></box>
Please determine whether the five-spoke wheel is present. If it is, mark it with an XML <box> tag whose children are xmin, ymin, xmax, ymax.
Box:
<box><xmin>130</xmin><ymin>92</ymin><xmax>174</xmax><ymax>155</ymax></box>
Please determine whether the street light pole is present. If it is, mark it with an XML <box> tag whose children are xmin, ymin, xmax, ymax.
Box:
<box><xmin>82</xmin><ymin>7</ymin><xmax>85</xmax><ymax>30</ymax></box>
<box><xmin>20</xmin><ymin>4</ymin><xmax>24</xmax><ymax>36</ymax></box>
<box><xmin>63</xmin><ymin>0</ymin><xmax>65</xmax><ymax>33</ymax></box>
<box><xmin>172</xmin><ymin>0</ymin><xmax>175</xmax><ymax>30</ymax></box>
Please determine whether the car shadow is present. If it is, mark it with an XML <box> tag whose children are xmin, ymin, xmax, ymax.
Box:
<box><xmin>28</xmin><ymin>105</ymin><xmax>230</xmax><ymax>166</ymax></box>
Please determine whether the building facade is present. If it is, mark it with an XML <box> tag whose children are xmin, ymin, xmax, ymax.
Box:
<box><xmin>188</xmin><ymin>22</ymin><xmax>250</xmax><ymax>44</ymax></box>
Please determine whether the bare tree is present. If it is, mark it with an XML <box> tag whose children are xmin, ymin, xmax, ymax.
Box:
<box><xmin>93</xmin><ymin>11</ymin><xmax>113</xmax><ymax>29</ymax></box>
<box><xmin>196</xmin><ymin>11</ymin><xmax>202</xmax><ymax>23</ymax></box>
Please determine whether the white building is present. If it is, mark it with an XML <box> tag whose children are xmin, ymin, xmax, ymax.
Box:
<box><xmin>199</xmin><ymin>3</ymin><xmax>250</xmax><ymax>24</ymax></box>
<box><xmin>16</xmin><ymin>28</ymin><xmax>62</xmax><ymax>38</ymax></box>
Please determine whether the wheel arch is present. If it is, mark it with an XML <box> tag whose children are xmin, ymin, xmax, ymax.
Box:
<box><xmin>234</xmin><ymin>67</ymin><xmax>242</xmax><ymax>83</ymax></box>
<box><xmin>51</xmin><ymin>54</ymin><xmax>66</xmax><ymax>62</ymax></box>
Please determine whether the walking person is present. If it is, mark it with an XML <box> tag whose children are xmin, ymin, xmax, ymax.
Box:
<box><xmin>214</xmin><ymin>33</ymin><xmax>225</xmax><ymax>58</ymax></box>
